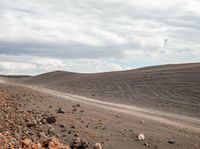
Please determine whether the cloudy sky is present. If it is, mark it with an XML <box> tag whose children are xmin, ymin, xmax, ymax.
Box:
<box><xmin>0</xmin><ymin>0</ymin><xmax>200</xmax><ymax>75</ymax></box>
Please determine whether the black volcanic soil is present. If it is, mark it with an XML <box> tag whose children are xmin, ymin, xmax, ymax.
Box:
<box><xmin>22</xmin><ymin>63</ymin><xmax>200</xmax><ymax>118</ymax></box>
<box><xmin>0</xmin><ymin>83</ymin><xmax>199</xmax><ymax>149</ymax></box>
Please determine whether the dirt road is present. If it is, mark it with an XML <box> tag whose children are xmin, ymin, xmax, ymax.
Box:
<box><xmin>4</xmin><ymin>79</ymin><xmax>200</xmax><ymax>134</ymax></box>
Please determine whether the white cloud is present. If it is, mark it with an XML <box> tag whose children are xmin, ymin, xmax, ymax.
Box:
<box><xmin>0</xmin><ymin>0</ymin><xmax>200</xmax><ymax>74</ymax></box>
<box><xmin>0</xmin><ymin>61</ymin><xmax>36</xmax><ymax>70</ymax></box>
<box><xmin>0</xmin><ymin>55</ymin><xmax>127</xmax><ymax>75</ymax></box>
<box><xmin>0</xmin><ymin>61</ymin><xmax>36</xmax><ymax>75</ymax></box>
<box><xmin>31</xmin><ymin>57</ymin><xmax>66</xmax><ymax>69</ymax></box>
<box><xmin>64</xmin><ymin>59</ymin><xmax>125</xmax><ymax>73</ymax></box>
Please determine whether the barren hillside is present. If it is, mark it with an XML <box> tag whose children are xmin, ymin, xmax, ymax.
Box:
<box><xmin>20</xmin><ymin>63</ymin><xmax>200</xmax><ymax>118</ymax></box>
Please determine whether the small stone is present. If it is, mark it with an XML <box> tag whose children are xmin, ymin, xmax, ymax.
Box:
<box><xmin>38</xmin><ymin>132</ymin><xmax>49</xmax><ymax>145</ymax></box>
<box><xmin>46</xmin><ymin>116</ymin><xmax>56</xmax><ymax>123</ymax></box>
<box><xmin>26</xmin><ymin>122</ymin><xmax>36</xmax><ymax>128</ymax></box>
<box><xmin>49</xmin><ymin>137</ymin><xmax>70</xmax><ymax>149</ymax></box>
<box><xmin>137</xmin><ymin>134</ymin><xmax>145</xmax><ymax>141</ymax></box>
<box><xmin>60</xmin><ymin>124</ymin><xmax>66</xmax><ymax>128</ymax></box>
<box><xmin>168</xmin><ymin>140</ymin><xmax>176</xmax><ymax>144</ymax></box>
<box><xmin>116</xmin><ymin>115</ymin><xmax>120</xmax><ymax>118</ymax></box>
<box><xmin>37</xmin><ymin>143</ymin><xmax>42</xmax><ymax>149</ymax></box>
<box><xmin>140</xmin><ymin>120</ymin><xmax>144</xmax><ymax>124</ymax></box>
<box><xmin>71</xmin><ymin>125</ymin><xmax>75</xmax><ymax>129</ymax></box>
<box><xmin>94</xmin><ymin>143</ymin><xmax>102</xmax><ymax>149</ymax></box>
<box><xmin>70</xmin><ymin>137</ymin><xmax>81</xmax><ymax>149</ymax></box>
<box><xmin>73</xmin><ymin>108</ymin><xmax>77</xmax><ymax>112</ymax></box>
<box><xmin>48</xmin><ymin>127</ymin><xmax>55</xmax><ymax>135</ymax></box>
<box><xmin>81</xmin><ymin>138</ymin><xmax>88</xmax><ymax>147</ymax></box>
<box><xmin>41</xmin><ymin>118</ymin><xmax>47</xmax><ymax>124</ymax></box>
<box><xmin>76</xmin><ymin>104</ymin><xmax>80</xmax><ymax>107</ymax></box>
<box><xmin>21</xmin><ymin>139</ymin><xmax>32</xmax><ymax>148</ymax></box>
<box><xmin>74</xmin><ymin>133</ymin><xmax>79</xmax><ymax>137</ymax></box>
<box><xmin>57</xmin><ymin>108</ymin><xmax>65</xmax><ymax>114</ymax></box>
<box><xmin>144</xmin><ymin>142</ymin><xmax>149</xmax><ymax>146</ymax></box>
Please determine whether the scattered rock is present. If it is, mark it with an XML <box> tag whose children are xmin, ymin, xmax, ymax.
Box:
<box><xmin>60</xmin><ymin>124</ymin><xmax>66</xmax><ymax>128</ymax></box>
<box><xmin>70</xmin><ymin>137</ymin><xmax>88</xmax><ymax>149</ymax></box>
<box><xmin>74</xmin><ymin>132</ymin><xmax>79</xmax><ymax>137</ymax></box>
<box><xmin>144</xmin><ymin>142</ymin><xmax>149</xmax><ymax>147</ymax></box>
<box><xmin>76</xmin><ymin>104</ymin><xmax>80</xmax><ymax>107</ymax></box>
<box><xmin>57</xmin><ymin>108</ymin><xmax>65</xmax><ymax>114</ymax></box>
<box><xmin>168</xmin><ymin>140</ymin><xmax>176</xmax><ymax>144</ymax></box>
<box><xmin>80</xmin><ymin>138</ymin><xmax>89</xmax><ymax>148</ymax></box>
<box><xmin>49</xmin><ymin>137</ymin><xmax>70</xmax><ymax>149</ymax></box>
<box><xmin>71</xmin><ymin>125</ymin><xmax>76</xmax><ymax>129</ymax></box>
<box><xmin>70</xmin><ymin>137</ymin><xmax>81</xmax><ymax>149</ymax></box>
<box><xmin>115</xmin><ymin>115</ymin><xmax>120</xmax><ymax>118</ymax></box>
<box><xmin>48</xmin><ymin>126</ymin><xmax>55</xmax><ymax>136</ymax></box>
<box><xmin>73</xmin><ymin>108</ymin><xmax>77</xmax><ymax>112</ymax></box>
<box><xmin>94</xmin><ymin>143</ymin><xmax>102</xmax><ymax>149</ymax></box>
<box><xmin>21</xmin><ymin>139</ymin><xmax>33</xmax><ymax>148</ymax></box>
<box><xmin>46</xmin><ymin>116</ymin><xmax>56</xmax><ymax>124</ymax></box>
<box><xmin>39</xmin><ymin>132</ymin><xmax>49</xmax><ymax>145</ymax></box>
<box><xmin>137</xmin><ymin>134</ymin><xmax>145</xmax><ymax>141</ymax></box>
<box><xmin>140</xmin><ymin>120</ymin><xmax>144</xmax><ymax>124</ymax></box>
<box><xmin>26</xmin><ymin>121</ymin><xmax>37</xmax><ymax>128</ymax></box>
<box><xmin>21</xmin><ymin>138</ymin><xmax>43</xmax><ymax>149</ymax></box>
<box><xmin>102</xmin><ymin>127</ymin><xmax>106</xmax><ymax>130</ymax></box>
<box><xmin>41</xmin><ymin>118</ymin><xmax>47</xmax><ymax>124</ymax></box>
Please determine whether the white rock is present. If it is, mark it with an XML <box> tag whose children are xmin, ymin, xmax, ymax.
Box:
<box><xmin>140</xmin><ymin>120</ymin><xmax>144</xmax><ymax>124</ymax></box>
<box><xmin>94</xmin><ymin>143</ymin><xmax>102</xmax><ymax>149</ymax></box>
<box><xmin>137</xmin><ymin>134</ymin><xmax>145</xmax><ymax>141</ymax></box>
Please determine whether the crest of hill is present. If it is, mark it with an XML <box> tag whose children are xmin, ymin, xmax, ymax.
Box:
<box><xmin>24</xmin><ymin>71</ymin><xmax>79</xmax><ymax>85</ymax></box>
<box><xmin>25</xmin><ymin>63</ymin><xmax>200</xmax><ymax>84</ymax></box>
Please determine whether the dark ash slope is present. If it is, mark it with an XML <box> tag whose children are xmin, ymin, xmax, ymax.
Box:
<box><xmin>23</xmin><ymin>63</ymin><xmax>200</xmax><ymax>118</ymax></box>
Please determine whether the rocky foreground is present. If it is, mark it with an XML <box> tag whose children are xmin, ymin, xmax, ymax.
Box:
<box><xmin>0</xmin><ymin>86</ymin><xmax>102</xmax><ymax>149</ymax></box>
<box><xmin>0</xmin><ymin>82</ymin><xmax>200</xmax><ymax>149</ymax></box>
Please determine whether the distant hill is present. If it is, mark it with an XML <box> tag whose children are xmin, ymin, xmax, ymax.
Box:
<box><xmin>0</xmin><ymin>75</ymin><xmax>31</xmax><ymax>78</ymax></box>
<box><xmin>22</xmin><ymin>63</ymin><xmax>200</xmax><ymax>118</ymax></box>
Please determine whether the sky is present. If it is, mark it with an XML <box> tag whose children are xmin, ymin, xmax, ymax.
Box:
<box><xmin>0</xmin><ymin>0</ymin><xmax>200</xmax><ymax>75</ymax></box>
